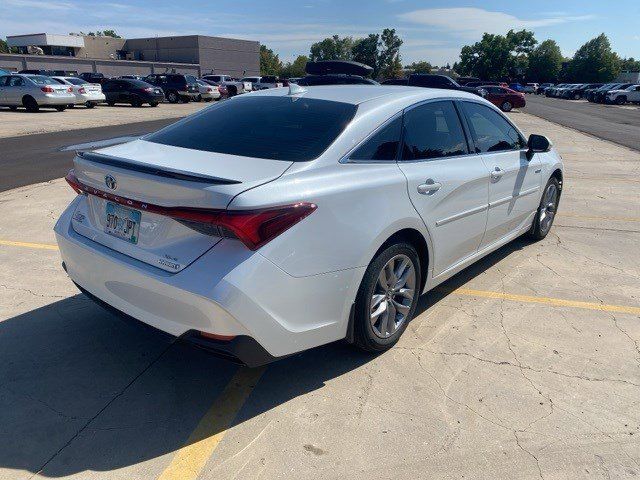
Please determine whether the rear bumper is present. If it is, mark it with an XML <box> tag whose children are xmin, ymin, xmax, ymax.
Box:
<box><xmin>76</xmin><ymin>93</ymin><xmax>106</xmax><ymax>104</ymax></box>
<box><xmin>54</xmin><ymin>199</ymin><xmax>360</xmax><ymax>362</ymax></box>
<box><xmin>38</xmin><ymin>93</ymin><xmax>77</xmax><ymax>105</ymax></box>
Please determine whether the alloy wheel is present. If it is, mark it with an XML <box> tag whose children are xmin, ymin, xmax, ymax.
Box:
<box><xmin>370</xmin><ymin>254</ymin><xmax>416</xmax><ymax>338</ymax></box>
<box><xmin>539</xmin><ymin>183</ymin><xmax>558</xmax><ymax>234</ymax></box>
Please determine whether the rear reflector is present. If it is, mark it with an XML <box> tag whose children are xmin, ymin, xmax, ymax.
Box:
<box><xmin>65</xmin><ymin>170</ymin><xmax>316</xmax><ymax>250</ymax></box>
<box><xmin>199</xmin><ymin>331</ymin><xmax>236</xmax><ymax>341</ymax></box>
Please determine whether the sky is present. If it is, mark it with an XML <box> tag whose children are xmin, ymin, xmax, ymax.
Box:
<box><xmin>1</xmin><ymin>0</ymin><xmax>638</xmax><ymax>66</ymax></box>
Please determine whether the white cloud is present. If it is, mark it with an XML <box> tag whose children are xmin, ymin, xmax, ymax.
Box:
<box><xmin>397</xmin><ymin>8</ymin><xmax>595</xmax><ymax>39</ymax></box>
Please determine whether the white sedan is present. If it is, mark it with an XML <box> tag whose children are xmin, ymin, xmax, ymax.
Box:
<box><xmin>51</xmin><ymin>76</ymin><xmax>106</xmax><ymax>108</ymax></box>
<box><xmin>195</xmin><ymin>80</ymin><xmax>221</xmax><ymax>102</ymax></box>
<box><xmin>55</xmin><ymin>85</ymin><xmax>563</xmax><ymax>366</ymax></box>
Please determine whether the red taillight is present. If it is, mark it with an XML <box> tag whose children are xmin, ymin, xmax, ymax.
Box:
<box><xmin>65</xmin><ymin>170</ymin><xmax>316</xmax><ymax>250</ymax></box>
<box><xmin>207</xmin><ymin>87</ymin><xmax>212</xmax><ymax>92</ymax></box>
<box><xmin>41</xmin><ymin>86</ymin><xmax>54</xmax><ymax>93</ymax></box>
<box><xmin>67</xmin><ymin>87</ymin><xmax>73</xmax><ymax>93</ymax></box>
<box><xmin>78</xmin><ymin>87</ymin><xmax>86</xmax><ymax>94</ymax></box>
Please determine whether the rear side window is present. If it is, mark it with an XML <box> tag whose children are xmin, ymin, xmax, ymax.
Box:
<box><xmin>146</xmin><ymin>96</ymin><xmax>358</xmax><ymax>161</ymax></box>
<box><xmin>350</xmin><ymin>116</ymin><xmax>401</xmax><ymax>161</ymax></box>
<box><xmin>29</xmin><ymin>75</ymin><xmax>56</xmax><ymax>85</ymax></box>
<box><xmin>400</xmin><ymin>101</ymin><xmax>468</xmax><ymax>161</ymax></box>
<box><xmin>461</xmin><ymin>102</ymin><xmax>526</xmax><ymax>153</ymax></box>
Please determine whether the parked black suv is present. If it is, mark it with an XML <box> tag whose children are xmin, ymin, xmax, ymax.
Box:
<box><xmin>78</xmin><ymin>72</ymin><xmax>107</xmax><ymax>84</ymax></box>
<box><xmin>296</xmin><ymin>61</ymin><xmax>379</xmax><ymax>86</ymax></box>
<box><xmin>144</xmin><ymin>74</ymin><xmax>199</xmax><ymax>103</ymax></box>
<box><xmin>406</xmin><ymin>74</ymin><xmax>486</xmax><ymax>97</ymax></box>
<box><xmin>102</xmin><ymin>78</ymin><xmax>165</xmax><ymax>107</ymax></box>
<box><xmin>383</xmin><ymin>75</ymin><xmax>485</xmax><ymax>97</ymax></box>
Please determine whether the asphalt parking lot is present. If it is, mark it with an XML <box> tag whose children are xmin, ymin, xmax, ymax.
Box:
<box><xmin>524</xmin><ymin>95</ymin><xmax>640</xmax><ymax>151</ymax></box>
<box><xmin>0</xmin><ymin>102</ymin><xmax>208</xmax><ymax>139</ymax></box>
<box><xmin>1</xmin><ymin>111</ymin><xmax>639</xmax><ymax>479</ymax></box>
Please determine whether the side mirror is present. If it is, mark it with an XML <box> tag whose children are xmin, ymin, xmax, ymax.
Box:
<box><xmin>526</xmin><ymin>134</ymin><xmax>551</xmax><ymax>160</ymax></box>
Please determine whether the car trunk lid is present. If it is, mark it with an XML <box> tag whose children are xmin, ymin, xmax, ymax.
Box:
<box><xmin>69</xmin><ymin>139</ymin><xmax>293</xmax><ymax>272</ymax></box>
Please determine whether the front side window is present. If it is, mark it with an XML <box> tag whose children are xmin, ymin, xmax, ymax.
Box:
<box><xmin>462</xmin><ymin>102</ymin><xmax>526</xmax><ymax>153</ymax></box>
<box><xmin>146</xmin><ymin>96</ymin><xmax>358</xmax><ymax>161</ymax></box>
<box><xmin>349</xmin><ymin>116</ymin><xmax>401</xmax><ymax>161</ymax></box>
<box><xmin>401</xmin><ymin>101</ymin><xmax>468</xmax><ymax>161</ymax></box>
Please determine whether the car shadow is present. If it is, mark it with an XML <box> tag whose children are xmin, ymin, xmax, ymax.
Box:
<box><xmin>0</xmin><ymin>236</ymin><xmax>528</xmax><ymax>477</ymax></box>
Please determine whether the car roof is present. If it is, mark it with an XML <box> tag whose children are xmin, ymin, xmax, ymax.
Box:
<box><xmin>247</xmin><ymin>84</ymin><xmax>483</xmax><ymax>106</ymax></box>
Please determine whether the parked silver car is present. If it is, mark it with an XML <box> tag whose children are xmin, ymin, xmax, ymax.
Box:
<box><xmin>51</xmin><ymin>76</ymin><xmax>106</xmax><ymax>108</ymax></box>
<box><xmin>0</xmin><ymin>74</ymin><xmax>75</xmax><ymax>112</ymax></box>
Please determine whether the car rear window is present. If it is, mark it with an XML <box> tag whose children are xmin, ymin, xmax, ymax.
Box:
<box><xmin>145</xmin><ymin>96</ymin><xmax>358</xmax><ymax>161</ymax></box>
<box><xmin>66</xmin><ymin>77</ymin><xmax>87</xmax><ymax>85</ymax></box>
<box><xmin>29</xmin><ymin>75</ymin><xmax>57</xmax><ymax>85</ymax></box>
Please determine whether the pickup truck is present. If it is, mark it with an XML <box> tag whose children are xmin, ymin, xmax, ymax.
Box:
<box><xmin>405</xmin><ymin>74</ymin><xmax>486</xmax><ymax>97</ymax></box>
<box><xmin>240</xmin><ymin>75</ymin><xmax>283</xmax><ymax>90</ymax></box>
<box><xmin>201</xmin><ymin>75</ymin><xmax>251</xmax><ymax>97</ymax></box>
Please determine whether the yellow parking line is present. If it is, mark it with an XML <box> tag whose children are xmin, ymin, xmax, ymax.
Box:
<box><xmin>157</xmin><ymin>366</ymin><xmax>266</xmax><ymax>480</ymax></box>
<box><xmin>438</xmin><ymin>287</ymin><xmax>640</xmax><ymax>316</ymax></box>
<box><xmin>0</xmin><ymin>239</ymin><xmax>58</xmax><ymax>250</ymax></box>
<box><xmin>560</xmin><ymin>212</ymin><xmax>640</xmax><ymax>222</ymax></box>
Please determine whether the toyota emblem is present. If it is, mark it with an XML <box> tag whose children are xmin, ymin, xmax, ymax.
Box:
<box><xmin>105</xmin><ymin>174</ymin><xmax>117</xmax><ymax>190</ymax></box>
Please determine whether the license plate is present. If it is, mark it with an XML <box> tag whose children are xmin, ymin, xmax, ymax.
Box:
<box><xmin>105</xmin><ymin>202</ymin><xmax>141</xmax><ymax>244</ymax></box>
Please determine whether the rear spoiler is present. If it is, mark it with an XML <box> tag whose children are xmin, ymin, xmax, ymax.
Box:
<box><xmin>77</xmin><ymin>151</ymin><xmax>241</xmax><ymax>185</ymax></box>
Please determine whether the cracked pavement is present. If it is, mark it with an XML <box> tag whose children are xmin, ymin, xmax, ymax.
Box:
<box><xmin>0</xmin><ymin>111</ymin><xmax>639</xmax><ymax>479</ymax></box>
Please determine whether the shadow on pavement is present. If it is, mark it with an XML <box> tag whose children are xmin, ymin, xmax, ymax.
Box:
<box><xmin>0</xmin><ymin>237</ymin><xmax>528</xmax><ymax>477</ymax></box>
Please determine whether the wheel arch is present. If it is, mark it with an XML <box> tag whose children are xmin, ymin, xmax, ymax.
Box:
<box><xmin>373</xmin><ymin>227</ymin><xmax>430</xmax><ymax>293</ymax></box>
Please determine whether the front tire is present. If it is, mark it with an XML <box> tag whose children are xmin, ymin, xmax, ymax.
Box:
<box><xmin>615</xmin><ymin>96</ymin><xmax>626</xmax><ymax>105</ymax></box>
<box><xmin>501</xmin><ymin>101</ymin><xmax>513</xmax><ymax>112</ymax></box>
<box><xmin>149</xmin><ymin>101</ymin><xmax>159</xmax><ymax>107</ymax></box>
<box><xmin>55</xmin><ymin>106</ymin><xmax>66</xmax><ymax>112</ymax></box>
<box><xmin>528</xmin><ymin>177</ymin><xmax>561</xmax><ymax>241</ymax></box>
<box><xmin>353</xmin><ymin>243</ymin><xmax>421</xmax><ymax>352</ymax></box>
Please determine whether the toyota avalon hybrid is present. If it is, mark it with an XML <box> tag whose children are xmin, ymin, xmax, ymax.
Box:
<box><xmin>55</xmin><ymin>85</ymin><xmax>563</xmax><ymax>366</ymax></box>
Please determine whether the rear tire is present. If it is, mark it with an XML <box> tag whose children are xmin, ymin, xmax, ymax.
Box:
<box><xmin>528</xmin><ymin>177</ymin><xmax>561</xmax><ymax>241</ymax></box>
<box><xmin>149</xmin><ymin>101</ymin><xmax>159</xmax><ymax>107</ymax></box>
<box><xmin>353</xmin><ymin>242</ymin><xmax>421</xmax><ymax>352</ymax></box>
<box><xmin>166</xmin><ymin>91</ymin><xmax>179</xmax><ymax>103</ymax></box>
<box><xmin>107</xmin><ymin>101</ymin><xmax>115</xmax><ymax>106</ymax></box>
<box><xmin>615</xmin><ymin>96</ymin><xmax>626</xmax><ymax>105</ymax></box>
<box><xmin>23</xmin><ymin>96</ymin><xmax>39</xmax><ymax>112</ymax></box>
<box><xmin>55</xmin><ymin>106</ymin><xmax>66</xmax><ymax>112</ymax></box>
<box><xmin>501</xmin><ymin>101</ymin><xmax>513</xmax><ymax>112</ymax></box>
<box><xmin>131</xmin><ymin>97</ymin><xmax>143</xmax><ymax>108</ymax></box>
<box><xmin>85</xmin><ymin>101</ymin><xmax>95</xmax><ymax>109</ymax></box>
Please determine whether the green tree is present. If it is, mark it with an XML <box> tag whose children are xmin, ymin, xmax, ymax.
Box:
<box><xmin>260</xmin><ymin>44</ymin><xmax>283</xmax><ymax>76</ymax></box>
<box><xmin>527</xmin><ymin>39</ymin><xmax>563</xmax><ymax>82</ymax></box>
<box><xmin>566</xmin><ymin>34</ymin><xmax>619</xmax><ymax>82</ymax></box>
<box><xmin>619</xmin><ymin>57</ymin><xmax>640</xmax><ymax>72</ymax></box>
<box><xmin>352</xmin><ymin>34</ymin><xmax>380</xmax><ymax>75</ymax></box>
<box><xmin>458</xmin><ymin>33</ymin><xmax>512</xmax><ymax>79</ymax></box>
<box><xmin>0</xmin><ymin>38</ymin><xmax>8</xmax><ymax>53</ymax></box>
<box><xmin>70</xmin><ymin>30</ymin><xmax>121</xmax><ymax>38</ymax></box>
<box><xmin>378</xmin><ymin>28</ymin><xmax>403</xmax><ymax>79</ymax></box>
<box><xmin>281</xmin><ymin>55</ymin><xmax>309</xmax><ymax>78</ymax></box>
<box><xmin>405</xmin><ymin>61</ymin><xmax>433</xmax><ymax>74</ymax></box>
<box><xmin>309</xmin><ymin>35</ymin><xmax>354</xmax><ymax>62</ymax></box>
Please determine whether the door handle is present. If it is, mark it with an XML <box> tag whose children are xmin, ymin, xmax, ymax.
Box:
<box><xmin>490</xmin><ymin>167</ymin><xmax>505</xmax><ymax>181</ymax></box>
<box><xmin>417</xmin><ymin>180</ymin><xmax>442</xmax><ymax>195</ymax></box>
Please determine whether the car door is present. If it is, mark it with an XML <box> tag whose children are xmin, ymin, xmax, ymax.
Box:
<box><xmin>6</xmin><ymin>76</ymin><xmax>27</xmax><ymax>105</ymax></box>
<box><xmin>116</xmin><ymin>81</ymin><xmax>130</xmax><ymax>103</ymax></box>
<box><xmin>459</xmin><ymin>101</ymin><xmax>542</xmax><ymax>249</ymax></box>
<box><xmin>396</xmin><ymin>100</ymin><xmax>491</xmax><ymax>276</ymax></box>
<box><xmin>0</xmin><ymin>75</ymin><xmax>8</xmax><ymax>103</ymax></box>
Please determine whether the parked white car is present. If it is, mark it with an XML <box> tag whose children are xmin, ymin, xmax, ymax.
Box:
<box><xmin>55</xmin><ymin>85</ymin><xmax>563</xmax><ymax>366</ymax></box>
<box><xmin>51</xmin><ymin>76</ymin><xmax>106</xmax><ymax>108</ymax></box>
<box><xmin>606</xmin><ymin>84</ymin><xmax>640</xmax><ymax>105</ymax></box>
<box><xmin>241</xmin><ymin>76</ymin><xmax>283</xmax><ymax>90</ymax></box>
<box><xmin>0</xmin><ymin>74</ymin><xmax>75</xmax><ymax>111</ymax></box>
<box><xmin>522</xmin><ymin>83</ymin><xmax>539</xmax><ymax>94</ymax></box>
<box><xmin>195</xmin><ymin>80</ymin><xmax>221</xmax><ymax>102</ymax></box>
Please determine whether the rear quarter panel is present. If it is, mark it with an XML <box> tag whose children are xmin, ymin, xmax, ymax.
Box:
<box><xmin>230</xmin><ymin>162</ymin><xmax>431</xmax><ymax>279</ymax></box>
